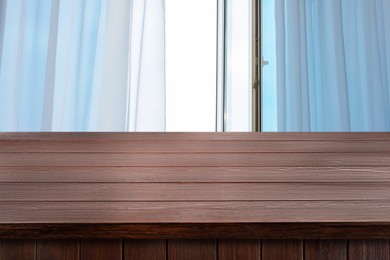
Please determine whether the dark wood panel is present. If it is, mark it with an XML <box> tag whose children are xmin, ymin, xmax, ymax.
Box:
<box><xmin>0</xmin><ymin>153</ymin><xmax>388</xmax><ymax>167</ymax></box>
<box><xmin>2</xmin><ymin>166</ymin><xmax>390</xmax><ymax>183</ymax></box>
<box><xmin>0</xmin><ymin>239</ymin><xmax>35</xmax><ymax>260</ymax></box>
<box><xmin>2</xmin><ymin>140</ymin><xmax>390</xmax><ymax>153</ymax></box>
<box><xmin>80</xmin><ymin>239</ymin><xmax>121</xmax><ymax>260</ymax></box>
<box><xmin>262</xmin><ymin>240</ymin><xmax>303</xmax><ymax>260</ymax></box>
<box><xmin>1</xmin><ymin>201</ymin><xmax>390</xmax><ymax>223</ymax></box>
<box><xmin>1</xmin><ymin>183</ymin><xmax>390</xmax><ymax>202</ymax></box>
<box><xmin>124</xmin><ymin>240</ymin><xmax>166</xmax><ymax>260</ymax></box>
<box><xmin>168</xmin><ymin>240</ymin><xmax>216</xmax><ymax>260</ymax></box>
<box><xmin>1</xmin><ymin>132</ymin><xmax>389</xmax><ymax>141</ymax></box>
<box><xmin>2</xmin><ymin>223</ymin><xmax>390</xmax><ymax>240</ymax></box>
<box><xmin>348</xmin><ymin>240</ymin><xmax>390</xmax><ymax>260</ymax></box>
<box><xmin>37</xmin><ymin>240</ymin><xmax>79</xmax><ymax>260</ymax></box>
<box><xmin>305</xmin><ymin>240</ymin><xmax>347</xmax><ymax>260</ymax></box>
<box><xmin>218</xmin><ymin>240</ymin><xmax>260</xmax><ymax>260</ymax></box>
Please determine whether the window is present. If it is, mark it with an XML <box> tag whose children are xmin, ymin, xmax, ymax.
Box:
<box><xmin>224</xmin><ymin>0</ymin><xmax>253</xmax><ymax>132</ymax></box>
<box><xmin>165</xmin><ymin>0</ymin><xmax>217</xmax><ymax>132</ymax></box>
<box><xmin>5</xmin><ymin>1</ymin><xmax>386</xmax><ymax>132</ymax></box>
<box><xmin>0</xmin><ymin>0</ymin><xmax>259</xmax><ymax>132</ymax></box>
<box><xmin>166</xmin><ymin>0</ymin><xmax>255</xmax><ymax>132</ymax></box>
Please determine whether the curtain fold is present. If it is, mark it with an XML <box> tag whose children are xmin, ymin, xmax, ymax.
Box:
<box><xmin>275</xmin><ymin>0</ymin><xmax>390</xmax><ymax>131</ymax></box>
<box><xmin>0</xmin><ymin>0</ymin><xmax>166</xmax><ymax>131</ymax></box>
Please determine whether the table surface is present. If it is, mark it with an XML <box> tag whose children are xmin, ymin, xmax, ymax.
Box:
<box><xmin>1</xmin><ymin>133</ymin><xmax>390</xmax><ymax>239</ymax></box>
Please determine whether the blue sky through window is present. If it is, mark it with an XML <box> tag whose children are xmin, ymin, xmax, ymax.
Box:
<box><xmin>262</xmin><ymin>0</ymin><xmax>277</xmax><ymax>131</ymax></box>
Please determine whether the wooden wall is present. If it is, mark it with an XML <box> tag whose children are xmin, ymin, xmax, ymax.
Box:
<box><xmin>1</xmin><ymin>239</ymin><xmax>389</xmax><ymax>260</ymax></box>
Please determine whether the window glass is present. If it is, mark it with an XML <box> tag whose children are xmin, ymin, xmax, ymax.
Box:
<box><xmin>165</xmin><ymin>0</ymin><xmax>217</xmax><ymax>132</ymax></box>
<box><xmin>262</xmin><ymin>0</ymin><xmax>277</xmax><ymax>131</ymax></box>
<box><xmin>225</xmin><ymin>0</ymin><xmax>252</xmax><ymax>132</ymax></box>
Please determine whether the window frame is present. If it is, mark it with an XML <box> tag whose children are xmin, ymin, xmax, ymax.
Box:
<box><xmin>217</xmin><ymin>0</ymin><xmax>260</xmax><ymax>132</ymax></box>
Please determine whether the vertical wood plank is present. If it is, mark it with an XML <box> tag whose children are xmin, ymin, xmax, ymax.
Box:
<box><xmin>80</xmin><ymin>239</ymin><xmax>122</xmax><ymax>260</ymax></box>
<box><xmin>0</xmin><ymin>239</ymin><xmax>36</xmax><ymax>260</ymax></box>
<box><xmin>37</xmin><ymin>240</ymin><xmax>79</xmax><ymax>260</ymax></box>
<box><xmin>124</xmin><ymin>240</ymin><xmax>166</xmax><ymax>260</ymax></box>
<box><xmin>218</xmin><ymin>240</ymin><xmax>260</xmax><ymax>260</ymax></box>
<box><xmin>262</xmin><ymin>240</ymin><xmax>303</xmax><ymax>260</ymax></box>
<box><xmin>348</xmin><ymin>240</ymin><xmax>390</xmax><ymax>260</ymax></box>
<box><xmin>168</xmin><ymin>240</ymin><xmax>216</xmax><ymax>260</ymax></box>
<box><xmin>305</xmin><ymin>240</ymin><xmax>347</xmax><ymax>260</ymax></box>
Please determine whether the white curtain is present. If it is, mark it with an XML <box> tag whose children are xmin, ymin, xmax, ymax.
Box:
<box><xmin>0</xmin><ymin>0</ymin><xmax>165</xmax><ymax>131</ymax></box>
<box><xmin>275</xmin><ymin>0</ymin><xmax>390</xmax><ymax>131</ymax></box>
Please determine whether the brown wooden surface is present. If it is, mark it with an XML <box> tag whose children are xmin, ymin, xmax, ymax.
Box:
<box><xmin>218</xmin><ymin>240</ymin><xmax>260</xmax><ymax>260</ymax></box>
<box><xmin>1</xmin><ymin>152</ymin><xmax>388</xmax><ymax>167</ymax></box>
<box><xmin>1</xmin><ymin>166</ymin><xmax>390</xmax><ymax>183</ymax></box>
<box><xmin>2</xmin><ymin>183</ymin><xmax>390</xmax><ymax>201</ymax></box>
<box><xmin>80</xmin><ymin>239</ymin><xmax>122</xmax><ymax>260</ymax></box>
<box><xmin>1</xmin><ymin>223</ymin><xmax>390</xmax><ymax>240</ymax></box>
<box><xmin>168</xmin><ymin>240</ymin><xmax>216</xmax><ymax>260</ymax></box>
<box><xmin>2</xmin><ymin>201</ymin><xmax>390</xmax><ymax>223</ymax></box>
<box><xmin>124</xmin><ymin>240</ymin><xmax>166</xmax><ymax>260</ymax></box>
<box><xmin>0</xmin><ymin>239</ymin><xmax>35</xmax><ymax>260</ymax></box>
<box><xmin>262</xmin><ymin>240</ymin><xmax>303</xmax><ymax>260</ymax></box>
<box><xmin>348</xmin><ymin>240</ymin><xmax>390</xmax><ymax>260</ymax></box>
<box><xmin>37</xmin><ymin>240</ymin><xmax>79</xmax><ymax>260</ymax></box>
<box><xmin>1</xmin><ymin>133</ymin><xmax>390</xmax><ymax>239</ymax></box>
<box><xmin>2</xmin><ymin>140</ymin><xmax>390</xmax><ymax>153</ymax></box>
<box><xmin>305</xmin><ymin>240</ymin><xmax>347</xmax><ymax>260</ymax></box>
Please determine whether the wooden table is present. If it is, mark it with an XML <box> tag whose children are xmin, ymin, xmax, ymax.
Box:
<box><xmin>0</xmin><ymin>133</ymin><xmax>389</xmax><ymax>259</ymax></box>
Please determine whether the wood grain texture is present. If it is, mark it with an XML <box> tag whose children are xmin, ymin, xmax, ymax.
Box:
<box><xmin>37</xmin><ymin>240</ymin><xmax>79</xmax><ymax>260</ymax></box>
<box><xmin>0</xmin><ymin>152</ymin><xmax>388</xmax><ymax>167</ymax></box>
<box><xmin>124</xmin><ymin>240</ymin><xmax>166</xmax><ymax>260</ymax></box>
<box><xmin>2</xmin><ymin>201</ymin><xmax>390</xmax><ymax>224</ymax></box>
<box><xmin>2</xmin><ymin>183</ymin><xmax>390</xmax><ymax>201</ymax></box>
<box><xmin>168</xmin><ymin>240</ymin><xmax>216</xmax><ymax>260</ymax></box>
<box><xmin>2</xmin><ymin>166</ymin><xmax>390</xmax><ymax>183</ymax></box>
<box><xmin>262</xmin><ymin>240</ymin><xmax>303</xmax><ymax>260</ymax></box>
<box><xmin>305</xmin><ymin>240</ymin><xmax>347</xmax><ymax>260</ymax></box>
<box><xmin>348</xmin><ymin>240</ymin><xmax>390</xmax><ymax>260</ymax></box>
<box><xmin>2</xmin><ymin>140</ymin><xmax>390</xmax><ymax>153</ymax></box>
<box><xmin>80</xmin><ymin>240</ymin><xmax>122</xmax><ymax>260</ymax></box>
<box><xmin>1</xmin><ymin>223</ymin><xmax>390</xmax><ymax>240</ymax></box>
<box><xmin>1</xmin><ymin>133</ymin><xmax>390</xmax><ymax>240</ymax></box>
<box><xmin>0</xmin><ymin>239</ymin><xmax>35</xmax><ymax>260</ymax></box>
<box><xmin>218</xmin><ymin>240</ymin><xmax>260</xmax><ymax>260</ymax></box>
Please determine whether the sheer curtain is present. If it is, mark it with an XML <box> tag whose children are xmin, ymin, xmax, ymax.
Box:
<box><xmin>0</xmin><ymin>0</ymin><xmax>165</xmax><ymax>131</ymax></box>
<box><xmin>274</xmin><ymin>0</ymin><xmax>390</xmax><ymax>131</ymax></box>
